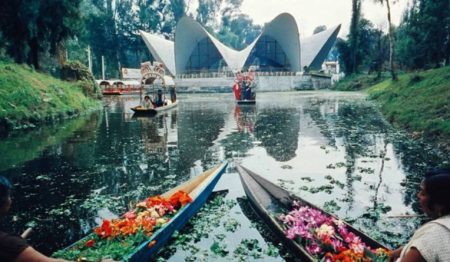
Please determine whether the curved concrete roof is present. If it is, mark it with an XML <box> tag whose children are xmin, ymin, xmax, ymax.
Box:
<box><xmin>248</xmin><ymin>13</ymin><xmax>301</xmax><ymax>71</ymax></box>
<box><xmin>175</xmin><ymin>16</ymin><xmax>242</xmax><ymax>74</ymax></box>
<box><xmin>300</xmin><ymin>25</ymin><xmax>341</xmax><ymax>70</ymax></box>
<box><xmin>140</xmin><ymin>30</ymin><xmax>176</xmax><ymax>77</ymax></box>
<box><xmin>140</xmin><ymin>13</ymin><xmax>340</xmax><ymax>74</ymax></box>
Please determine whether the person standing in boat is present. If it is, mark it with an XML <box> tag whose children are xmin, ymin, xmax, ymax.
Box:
<box><xmin>169</xmin><ymin>86</ymin><xmax>176</xmax><ymax>102</ymax></box>
<box><xmin>390</xmin><ymin>168</ymin><xmax>450</xmax><ymax>262</ymax></box>
<box><xmin>0</xmin><ymin>176</ymin><xmax>69</xmax><ymax>262</ymax></box>
<box><xmin>154</xmin><ymin>89</ymin><xmax>164</xmax><ymax>107</ymax></box>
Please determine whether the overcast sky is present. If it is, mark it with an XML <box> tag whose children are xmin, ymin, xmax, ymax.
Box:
<box><xmin>240</xmin><ymin>0</ymin><xmax>410</xmax><ymax>38</ymax></box>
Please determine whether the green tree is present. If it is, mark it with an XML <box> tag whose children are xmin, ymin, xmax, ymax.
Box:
<box><xmin>371</xmin><ymin>0</ymin><xmax>397</xmax><ymax>80</ymax></box>
<box><xmin>0</xmin><ymin>0</ymin><xmax>83</xmax><ymax>69</ymax></box>
<box><xmin>348</xmin><ymin>0</ymin><xmax>362</xmax><ymax>74</ymax></box>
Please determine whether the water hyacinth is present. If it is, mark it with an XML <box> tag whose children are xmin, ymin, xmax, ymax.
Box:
<box><xmin>278</xmin><ymin>201</ymin><xmax>390</xmax><ymax>261</ymax></box>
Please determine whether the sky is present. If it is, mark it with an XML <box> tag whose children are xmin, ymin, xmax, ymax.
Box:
<box><xmin>240</xmin><ymin>0</ymin><xmax>411</xmax><ymax>38</ymax></box>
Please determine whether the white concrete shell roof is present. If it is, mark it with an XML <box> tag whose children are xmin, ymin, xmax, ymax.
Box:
<box><xmin>139</xmin><ymin>30</ymin><xmax>176</xmax><ymax>77</ymax></box>
<box><xmin>140</xmin><ymin>13</ymin><xmax>340</xmax><ymax>74</ymax></box>
<box><xmin>301</xmin><ymin>25</ymin><xmax>341</xmax><ymax>70</ymax></box>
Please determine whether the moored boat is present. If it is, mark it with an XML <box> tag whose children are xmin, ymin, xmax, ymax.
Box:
<box><xmin>236</xmin><ymin>164</ymin><xmax>389</xmax><ymax>262</ymax></box>
<box><xmin>55</xmin><ymin>162</ymin><xmax>227</xmax><ymax>261</ymax></box>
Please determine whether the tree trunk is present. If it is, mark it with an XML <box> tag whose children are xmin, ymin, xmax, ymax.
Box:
<box><xmin>28</xmin><ymin>37</ymin><xmax>40</xmax><ymax>70</ymax></box>
<box><xmin>386</xmin><ymin>0</ymin><xmax>397</xmax><ymax>80</ymax></box>
<box><xmin>56</xmin><ymin>41</ymin><xmax>67</xmax><ymax>67</ymax></box>
<box><xmin>350</xmin><ymin>0</ymin><xmax>361</xmax><ymax>74</ymax></box>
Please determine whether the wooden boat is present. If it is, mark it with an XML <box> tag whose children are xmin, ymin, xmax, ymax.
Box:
<box><xmin>131</xmin><ymin>100</ymin><xmax>178</xmax><ymax>116</ymax></box>
<box><xmin>236</xmin><ymin>164</ymin><xmax>387</xmax><ymax>261</ymax></box>
<box><xmin>58</xmin><ymin>162</ymin><xmax>227</xmax><ymax>261</ymax></box>
<box><xmin>233</xmin><ymin>66</ymin><xmax>257</xmax><ymax>104</ymax></box>
<box><xmin>130</xmin><ymin>61</ymin><xmax>178</xmax><ymax>115</ymax></box>
<box><xmin>126</xmin><ymin>161</ymin><xmax>227</xmax><ymax>261</ymax></box>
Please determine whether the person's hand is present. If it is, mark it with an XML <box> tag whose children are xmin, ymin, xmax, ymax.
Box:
<box><xmin>389</xmin><ymin>247</ymin><xmax>403</xmax><ymax>262</ymax></box>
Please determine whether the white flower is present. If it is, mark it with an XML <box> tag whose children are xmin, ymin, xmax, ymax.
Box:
<box><xmin>315</xmin><ymin>224</ymin><xmax>335</xmax><ymax>237</ymax></box>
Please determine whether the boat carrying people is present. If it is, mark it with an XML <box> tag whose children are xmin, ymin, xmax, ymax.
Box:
<box><xmin>131</xmin><ymin>61</ymin><xmax>178</xmax><ymax>115</ymax></box>
<box><xmin>232</xmin><ymin>66</ymin><xmax>257</xmax><ymax>104</ymax></box>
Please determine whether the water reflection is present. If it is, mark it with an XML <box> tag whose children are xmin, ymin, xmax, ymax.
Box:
<box><xmin>0</xmin><ymin>92</ymin><xmax>447</xmax><ymax>257</ymax></box>
<box><xmin>254</xmin><ymin>107</ymin><xmax>300</xmax><ymax>162</ymax></box>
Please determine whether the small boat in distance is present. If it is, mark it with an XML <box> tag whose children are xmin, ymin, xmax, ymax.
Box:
<box><xmin>236</xmin><ymin>164</ymin><xmax>388</xmax><ymax>261</ymax></box>
<box><xmin>131</xmin><ymin>61</ymin><xmax>178</xmax><ymax>116</ymax></box>
<box><xmin>131</xmin><ymin>100</ymin><xmax>178</xmax><ymax>115</ymax></box>
<box><xmin>233</xmin><ymin>66</ymin><xmax>257</xmax><ymax>104</ymax></box>
<box><xmin>55</xmin><ymin>162</ymin><xmax>228</xmax><ymax>261</ymax></box>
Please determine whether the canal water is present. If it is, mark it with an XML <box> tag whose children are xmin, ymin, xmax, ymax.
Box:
<box><xmin>0</xmin><ymin>91</ymin><xmax>447</xmax><ymax>261</ymax></box>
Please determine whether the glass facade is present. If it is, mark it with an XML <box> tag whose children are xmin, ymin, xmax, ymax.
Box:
<box><xmin>244</xmin><ymin>36</ymin><xmax>291</xmax><ymax>71</ymax></box>
<box><xmin>185</xmin><ymin>37</ymin><xmax>225</xmax><ymax>74</ymax></box>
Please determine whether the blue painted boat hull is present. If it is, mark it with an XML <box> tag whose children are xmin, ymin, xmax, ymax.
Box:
<box><xmin>125</xmin><ymin>162</ymin><xmax>227</xmax><ymax>261</ymax></box>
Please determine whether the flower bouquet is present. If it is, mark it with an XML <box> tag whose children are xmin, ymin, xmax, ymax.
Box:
<box><xmin>53</xmin><ymin>190</ymin><xmax>192</xmax><ymax>261</ymax></box>
<box><xmin>278</xmin><ymin>201</ymin><xmax>390</xmax><ymax>262</ymax></box>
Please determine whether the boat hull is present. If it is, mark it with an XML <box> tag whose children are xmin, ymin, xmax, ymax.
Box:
<box><xmin>237</xmin><ymin>164</ymin><xmax>387</xmax><ymax>261</ymax></box>
<box><xmin>237</xmin><ymin>100</ymin><xmax>256</xmax><ymax>104</ymax></box>
<box><xmin>126</xmin><ymin>162</ymin><xmax>227</xmax><ymax>261</ymax></box>
<box><xmin>131</xmin><ymin>100</ymin><xmax>178</xmax><ymax>116</ymax></box>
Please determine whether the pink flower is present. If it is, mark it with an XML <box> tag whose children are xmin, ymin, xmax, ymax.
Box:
<box><xmin>124</xmin><ymin>211</ymin><xmax>136</xmax><ymax>220</ymax></box>
<box><xmin>306</xmin><ymin>243</ymin><xmax>322</xmax><ymax>255</ymax></box>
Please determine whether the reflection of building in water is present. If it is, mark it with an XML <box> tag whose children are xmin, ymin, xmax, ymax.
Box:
<box><xmin>234</xmin><ymin>105</ymin><xmax>255</xmax><ymax>134</ymax></box>
<box><xmin>135</xmin><ymin>111</ymin><xmax>178</xmax><ymax>160</ymax></box>
<box><xmin>254</xmin><ymin>108</ymin><xmax>300</xmax><ymax>162</ymax></box>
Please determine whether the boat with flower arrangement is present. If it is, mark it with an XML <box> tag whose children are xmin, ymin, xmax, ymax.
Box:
<box><xmin>54</xmin><ymin>162</ymin><xmax>227</xmax><ymax>262</ymax></box>
<box><xmin>232</xmin><ymin>66</ymin><xmax>257</xmax><ymax>104</ymax></box>
<box><xmin>236</xmin><ymin>164</ymin><xmax>391</xmax><ymax>262</ymax></box>
<box><xmin>130</xmin><ymin>61</ymin><xmax>178</xmax><ymax>116</ymax></box>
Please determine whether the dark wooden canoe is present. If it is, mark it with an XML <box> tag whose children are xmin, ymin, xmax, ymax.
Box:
<box><xmin>236</xmin><ymin>164</ymin><xmax>387</xmax><ymax>262</ymax></box>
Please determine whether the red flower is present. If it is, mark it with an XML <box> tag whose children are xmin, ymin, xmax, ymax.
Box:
<box><xmin>85</xmin><ymin>239</ymin><xmax>95</xmax><ymax>248</ymax></box>
<box><xmin>169</xmin><ymin>191</ymin><xmax>192</xmax><ymax>208</ymax></box>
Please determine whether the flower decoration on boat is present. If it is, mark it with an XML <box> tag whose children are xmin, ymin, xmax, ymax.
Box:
<box><xmin>278</xmin><ymin>201</ymin><xmax>390</xmax><ymax>262</ymax></box>
<box><xmin>93</xmin><ymin>190</ymin><xmax>192</xmax><ymax>240</ymax></box>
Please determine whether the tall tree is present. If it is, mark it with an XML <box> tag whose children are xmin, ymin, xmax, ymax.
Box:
<box><xmin>396</xmin><ymin>0</ymin><xmax>450</xmax><ymax>69</ymax></box>
<box><xmin>349</xmin><ymin>0</ymin><xmax>362</xmax><ymax>74</ymax></box>
<box><xmin>0</xmin><ymin>0</ymin><xmax>83</xmax><ymax>69</ymax></box>
<box><xmin>372</xmin><ymin>0</ymin><xmax>397</xmax><ymax>80</ymax></box>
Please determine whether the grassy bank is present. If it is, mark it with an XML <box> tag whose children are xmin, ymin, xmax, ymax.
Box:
<box><xmin>0</xmin><ymin>60</ymin><xmax>101</xmax><ymax>132</ymax></box>
<box><xmin>344</xmin><ymin>67</ymin><xmax>450</xmax><ymax>149</ymax></box>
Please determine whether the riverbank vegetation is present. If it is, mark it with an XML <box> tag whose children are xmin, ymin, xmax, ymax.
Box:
<box><xmin>0</xmin><ymin>60</ymin><xmax>101</xmax><ymax>133</ymax></box>
<box><xmin>368</xmin><ymin>67</ymin><xmax>450</xmax><ymax>149</ymax></box>
<box><xmin>333</xmin><ymin>67</ymin><xmax>450</xmax><ymax>150</ymax></box>
<box><xmin>335</xmin><ymin>0</ymin><xmax>450</xmax><ymax>150</ymax></box>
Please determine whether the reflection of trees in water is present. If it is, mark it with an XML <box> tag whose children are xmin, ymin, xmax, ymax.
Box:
<box><xmin>0</xmin><ymin>113</ymin><xmax>103</xmax><ymax>255</ymax></box>
<box><xmin>333</xmin><ymin>103</ymin><xmax>389</xmax><ymax>210</ymax></box>
<box><xmin>0</xmin><ymin>113</ymin><xmax>99</xmax><ymax>172</ymax></box>
<box><xmin>389</xmin><ymin>134</ymin><xmax>447</xmax><ymax>212</ymax></box>
<box><xmin>254</xmin><ymin>108</ymin><xmax>300</xmax><ymax>162</ymax></box>
<box><xmin>303</xmin><ymin>100</ymin><xmax>337</xmax><ymax>148</ymax></box>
